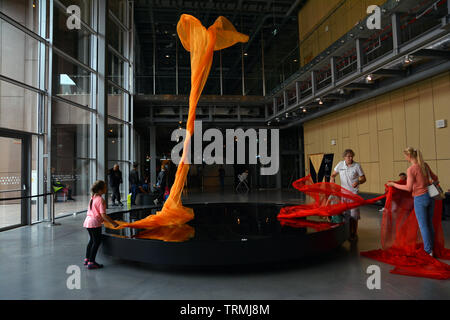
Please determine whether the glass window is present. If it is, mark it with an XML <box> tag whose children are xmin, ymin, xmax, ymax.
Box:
<box><xmin>51</xmin><ymin>158</ymin><xmax>92</xmax><ymax>216</ymax></box>
<box><xmin>53</xmin><ymin>4</ymin><xmax>91</xmax><ymax>66</ymax></box>
<box><xmin>0</xmin><ymin>136</ymin><xmax>23</xmax><ymax>228</ymax></box>
<box><xmin>106</xmin><ymin>160</ymin><xmax>128</xmax><ymax>203</ymax></box>
<box><xmin>0</xmin><ymin>0</ymin><xmax>40</xmax><ymax>34</ymax></box>
<box><xmin>52</xmin><ymin>53</ymin><xmax>91</xmax><ymax>108</ymax></box>
<box><xmin>109</xmin><ymin>0</ymin><xmax>127</xmax><ymax>25</ymax></box>
<box><xmin>107</xmin><ymin>16</ymin><xmax>124</xmax><ymax>55</ymax></box>
<box><xmin>108</xmin><ymin>50</ymin><xmax>125</xmax><ymax>88</ymax></box>
<box><xmin>51</xmin><ymin>99</ymin><xmax>94</xmax><ymax>215</ymax></box>
<box><xmin>58</xmin><ymin>0</ymin><xmax>91</xmax><ymax>26</ymax></box>
<box><xmin>0</xmin><ymin>79</ymin><xmax>38</xmax><ymax>133</ymax></box>
<box><xmin>0</xmin><ymin>20</ymin><xmax>40</xmax><ymax>89</ymax></box>
<box><xmin>107</xmin><ymin>117</ymin><xmax>127</xmax><ymax>162</ymax></box>
<box><xmin>51</xmin><ymin>98</ymin><xmax>92</xmax><ymax>159</ymax></box>
<box><xmin>108</xmin><ymin>84</ymin><xmax>128</xmax><ymax>120</ymax></box>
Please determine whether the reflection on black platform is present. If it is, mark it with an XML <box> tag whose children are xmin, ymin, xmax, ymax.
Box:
<box><xmin>103</xmin><ymin>203</ymin><xmax>332</xmax><ymax>242</ymax></box>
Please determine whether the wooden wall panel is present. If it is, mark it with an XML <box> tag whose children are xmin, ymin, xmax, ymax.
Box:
<box><xmin>368</xmin><ymin>104</ymin><xmax>379</xmax><ymax>162</ymax></box>
<box><xmin>404</xmin><ymin>96</ymin><xmax>420</xmax><ymax>149</ymax></box>
<box><xmin>432</xmin><ymin>72</ymin><xmax>450</xmax><ymax>159</ymax></box>
<box><xmin>437</xmin><ymin>160</ymin><xmax>450</xmax><ymax>193</ymax></box>
<box><xmin>418</xmin><ymin>80</ymin><xmax>436</xmax><ymax>160</ymax></box>
<box><xmin>376</xmin><ymin>95</ymin><xmax>392</xmax><ymax>131</ymax></box>
<box><xmin>302</xmin><ymin>72</ymin><xmax>449</xmax><ymax>193</ymax></box>
<box><xmin>358</xmin><ymin>133</ymin><xmax>370</xmax><ymax>163</ymax></box>
<box><xmin>391</xmin><ymin>89</ymin><xmax>407</xmax><ymax>161</ymax></box>
<box><xmin>378</xmin><ymin>129</ymin><xmax>394</xmax><ymax>186</ymax></box>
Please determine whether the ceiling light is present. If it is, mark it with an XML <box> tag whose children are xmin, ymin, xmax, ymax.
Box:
<box><xmin>165</xmin><ymin>55</ymin><xmax>170</xmax><ymax>58</ymax></box>
<box><xmin>366</xmin><ymin>74</ymin><xmax>373</xmax><ymax>82</ymax></box>
<box><xmin>244</xmin><ymin>53</ymin><xmax>248</xmax><ymax>56</ymax></box>
<box><xmin>303</xmin><ymin>108</ymin><xmax>307</xmax><ymax>113</ymax></box>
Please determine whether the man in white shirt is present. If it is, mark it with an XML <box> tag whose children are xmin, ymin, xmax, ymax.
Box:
<box><xmin>330</xmin><ymin>149</ymin><xmax>366</xmax><ymax>241</ymax></box>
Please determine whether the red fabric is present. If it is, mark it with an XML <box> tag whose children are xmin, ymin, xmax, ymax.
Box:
<box><xmin>278</xmin><ymin>175</ymin><xmax>385</xmax><ymax>219</ymax></box>
<box><xmin>279</xmin><ymin>218</ymin><xmax>342</xmax><ymax>232</ymax></box>
<box><xmin>361</xmin><ymin>185</ymin><xmax>450</xmax><ymax>280</ymax></box>
<box><xmin>278</xmin><ymin>175</ymin><xmax>450</xmax><ymax>280</ymax></box>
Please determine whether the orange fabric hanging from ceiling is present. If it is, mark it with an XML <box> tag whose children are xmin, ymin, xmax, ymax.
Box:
<box><xmin>108</xmin><ymin>15</ymin><xmax>248</xmax><ymax>230</ymax></box>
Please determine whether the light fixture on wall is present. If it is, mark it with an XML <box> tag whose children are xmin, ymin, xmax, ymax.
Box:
<box><xmin>404</xmin><ymin>55</ymin><xmax>414</xmax><ymax>64</ymax></box>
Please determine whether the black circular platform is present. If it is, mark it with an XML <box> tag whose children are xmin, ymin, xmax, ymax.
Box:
<box><xmin>102</xmin><ymin>202</ymin><xmax>349</xmax><ymax>267</ymax></box>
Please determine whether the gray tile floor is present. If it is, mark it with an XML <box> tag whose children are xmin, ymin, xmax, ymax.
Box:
<box><xmin>1</xmin><ymin>189</ymin><xmax>450</xmax><ymax>300</ymax></box>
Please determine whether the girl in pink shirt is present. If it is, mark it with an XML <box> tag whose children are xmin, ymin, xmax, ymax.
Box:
<box><xmin>387</xmin><ymin>147</ymin><xmax>439</xmax><ymax>256</ymax></box>
<box><xmin>83</xmin><ymin>180</ymin><xmax>119</xmax><ymax>269</ymax></box>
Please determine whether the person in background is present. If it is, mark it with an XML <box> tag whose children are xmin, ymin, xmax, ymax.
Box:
<box><xmin>51</xmin><ymin>167</ymin><xmax>75</xmax><ymax>201</ymax></box>
<box><xmin>129</xmin><ymin>163</ymin><xmax>140</xmax><ymax>206</ymax></box>
<box><xmin>399</xmin><ymin>172</ymin><xmax>407</xmax><ymax>182</ymax></box>
<box><xmin>153</xmin><ymin>164</ymin><xmax>168</xmax><ymax>205</ymax></box>
<box><xmin>83</xmin><ymin>180</ymin><xmax>119</xmax><ymax>269</ymax></box>
<box><xmin>387</xmin><ymin>147</ymin><xmax>439</xmax><ymax>256</ymax></box>
<box><xmin>330</xmin><ymin>149</ymin><xmax>366</xmax><ymax>242</ymax></box>
<box><xmin>108</xmin><ymin>164</ymin><xmax>123</xmax><ymax>206</ymax></box>
<box><xmin>139</xmin><ymin>173</ymin><xmax>151</xmax><ymax>194</ymax></box>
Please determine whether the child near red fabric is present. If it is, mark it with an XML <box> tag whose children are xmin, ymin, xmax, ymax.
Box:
<box><xmin>83</xmin><ymin>180</ymin><xmax>119</xmax><ymax>269</ymax></box>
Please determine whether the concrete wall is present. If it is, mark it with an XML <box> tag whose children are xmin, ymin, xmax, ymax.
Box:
<box><xmin>303</xmin><ymin>71</ymin><xmax>450</xmax><ymax>194</ymax></box>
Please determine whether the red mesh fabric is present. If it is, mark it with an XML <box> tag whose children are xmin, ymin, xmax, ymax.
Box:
<box><xmin>361</xmin><ymin>183</ymin><xmax>450</xmax><ymax>280</ymax></box>
<box><xmin>279</xmin><ymin>218</ymin><xmax>342</xmax><ymax>232</ymax></box>
<box><xmin>278</xmin><ymin>175</ymin><xmax>450</xmax><ymax>279</ymax></box>
<box><xmin>278</xmin><ymin>175</ymin><xmax>385</xmax><ymax>219</ymax></box>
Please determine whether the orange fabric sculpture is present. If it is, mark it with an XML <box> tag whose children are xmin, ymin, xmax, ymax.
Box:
<box><xmin>107</xmin><ymin>15</ymin><xmax>248</xmax><ymax>233</ymax></box>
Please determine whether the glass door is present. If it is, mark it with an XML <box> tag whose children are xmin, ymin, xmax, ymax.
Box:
<box><xmin>0</xmin><ymin>133</ymin><xmax>30</xmax><ymax>230</ymax></box>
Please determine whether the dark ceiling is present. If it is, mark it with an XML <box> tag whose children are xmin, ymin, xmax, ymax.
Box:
<box><xmin>133</xmin><ymin>0</ymin><xmax>306</xmax><ymax>96</ymax></box>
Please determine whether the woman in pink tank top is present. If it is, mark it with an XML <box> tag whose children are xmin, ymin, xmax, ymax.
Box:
<box><xmin>387</xmin><ymin>147</ymin><xmax>439</xmax><ymax>256</ymax></box>
<box><xmin>83</xmin><ymin>180</ymin><xmax>119</xmax><ymax>269</ymax></box>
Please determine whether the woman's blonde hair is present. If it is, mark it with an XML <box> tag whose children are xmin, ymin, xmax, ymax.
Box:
<box><xmin>404</xmin><ymin>147</ymin><xmax>427</xmax><ymax>178</ymax></box>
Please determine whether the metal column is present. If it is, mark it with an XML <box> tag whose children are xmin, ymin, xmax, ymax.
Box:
<box><xmin>261</xmin><ymin>30</ymin><xmax>266</xmax><ymax>96</ymax></box>
<box><xmin>149</xmin><ymin>126</ymin><xmax>157</xmax><ymax>186</ymax></box>
<box><xmin>356</xmin><ymin>38</ymin><xmax>364</xmax><ymax>73</ymax></box>
<box><xmin>219</xmin><ymin>50</ymin><xmax>223</xmax><ymax>95</ymax></box>
<box><xmin>391</xmin><ymin>13</ymin><xmax>401</xmax><ymax>55</ymax></box>
<box><xmin>97</xmin><ymin>0</ymin><xmax>108</xmax><ymax>182</ymax></box>
<box><xmin>241</xmin><ymin>43</ymin><xmax>245</xmax><ymax>96</ymax></box>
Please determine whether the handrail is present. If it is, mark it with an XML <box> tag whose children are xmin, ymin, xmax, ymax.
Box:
<box><xmin>0</xmin><ymin>189</ymin><xmax>24</xmax><ymax>193</ymax></box>
<box><xmin>0</xmin><ymin>192</ymin><xmax>53</xmax><ymax>202</ymax></box>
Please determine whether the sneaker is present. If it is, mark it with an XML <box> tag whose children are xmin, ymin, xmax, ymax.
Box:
<box><xmin>87</xmin><ymin>262</ymin><xmax>104</xmax><ymax>270</ymax></box>
<box><xmin>84</xmin><ymin>258</ymin><xmax>89</xmax><ymax>266</ymax></box>
<box><xmin>111</xmin><ymin>203</ymin><xmax>118</xmax><ymax>207</ymax></box>
<box><xmin>118</xmin><ymin>202</ymin><xmax>124</xmax><ymax>207</ymax></box>
<box><xmin>153</xmin><ymin>199</ymin><xmax>159</xmax><ymax>205</ymax></box>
